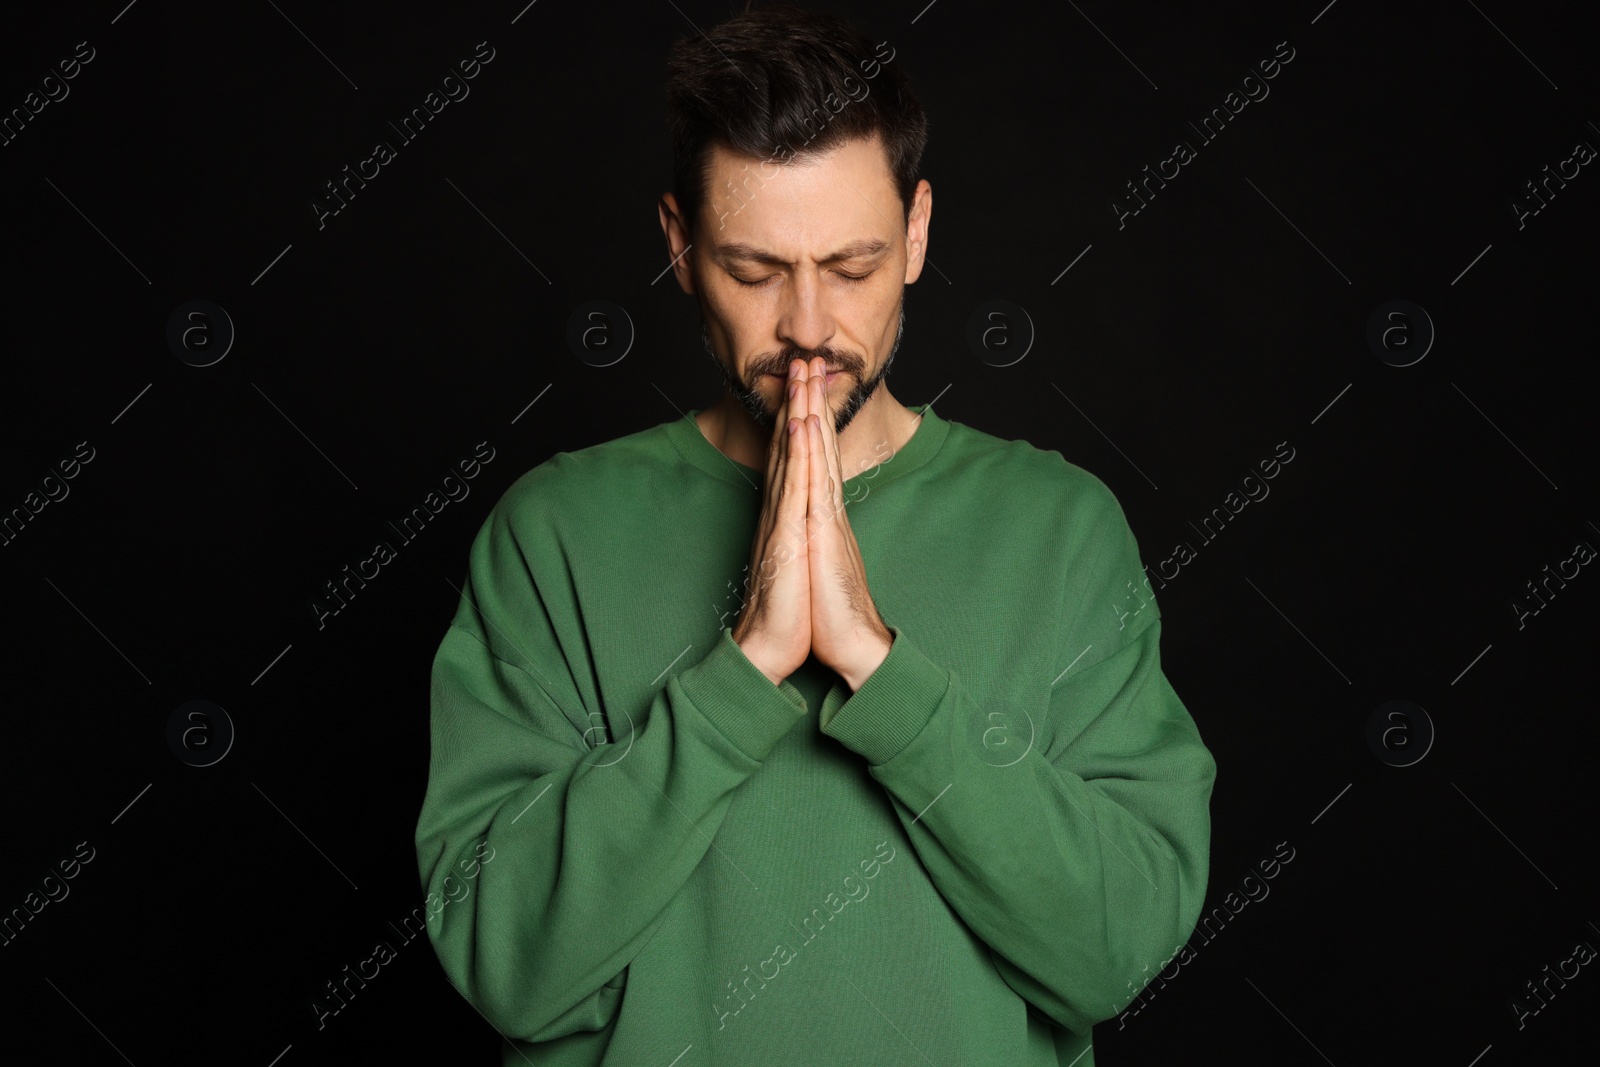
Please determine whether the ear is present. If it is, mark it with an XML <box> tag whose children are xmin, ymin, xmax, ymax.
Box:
<box><xmin>658</xmin><ymin>192</ymin><xmax>697</xmax><ymax>295</ymax></box>
<box><xmin>903</xmin><ymin>179</ymin><xmax>932</xmax><ymax>285</ymax></box>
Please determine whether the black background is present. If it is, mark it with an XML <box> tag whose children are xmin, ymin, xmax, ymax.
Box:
<box><xmin>2</xmin><ymin>1</ymin><xmax>1595</xmax><ymax>1064</ymax></box>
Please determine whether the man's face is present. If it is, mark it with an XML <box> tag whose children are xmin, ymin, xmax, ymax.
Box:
<box><xmin>691</xmin><ymin>134</ymin><xmax>924</xmax><ymax>436</ymax></box>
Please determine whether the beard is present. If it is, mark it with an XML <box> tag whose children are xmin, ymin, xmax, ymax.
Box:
<box><xmin>701</xmin><ymin>303</ymin><xmax>905</xmax><ymax>436</ymax></box>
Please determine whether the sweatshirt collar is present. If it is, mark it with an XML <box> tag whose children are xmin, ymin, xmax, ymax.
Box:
<box><xmin>666</xmin><ymin>402</ymin><xmax>950</xmax><ymax>493</ymax></box>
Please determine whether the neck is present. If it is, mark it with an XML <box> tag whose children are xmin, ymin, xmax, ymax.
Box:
<box><xmin>695</xmin><ymin>383</ymin><xmax>921</xmax><ymax>481</ymax></box>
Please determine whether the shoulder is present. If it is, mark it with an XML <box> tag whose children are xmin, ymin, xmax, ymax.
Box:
<box><xmin>481</xmin><ymin>421</ymin><xmax>677</xmax><ymax>544</ymax></box>
<box><xmin>936</xmin><ymin>416</ymin><xmax>1130</xmax><ymax>534</ymax></box>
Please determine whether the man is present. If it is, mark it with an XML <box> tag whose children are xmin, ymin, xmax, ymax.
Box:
<box><xmin>414</xmin><ymin>5</ymin><xmax>1216</xmax><ymax>1065</ymax></box>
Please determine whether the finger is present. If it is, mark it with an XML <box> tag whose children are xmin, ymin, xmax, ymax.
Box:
<box><xmin>791</xmin><ymin>357</ymin><xmax>809</xmax><ymax>428</ymax></box>
<box><xmin>805</xmin><ymin>415</ymin><xmax>834</xmax><ymax>571</ymax></box>
<box><xmin>811</xmin><ymin>357</ymin><xmax>845</xmax><ymax>490</ymax></box>
<box><xmin>755</xmin><ymin>407</ymin><xmax>787</xmax><ymax>594</ymax></box>
<box><xmin>808</xmin><ymin>363</ymin><xmax>845</xmax><ymax>520</ymax></box>
<box><xmin>826</xmin><ymin>374</ymin><xmax>847</xmax><ymax>515</ymax></box>
<box><xmin>826</xmin><ymin>368</ymin><xmax>853</xmax><ymax>514</ymax></box>
<box><xmin>787</xmin><ymin>406</ymin><xmax>812</xmax><ymax>547</ymax></box>
<box><xmin>757</xmin><ymin>362</ymin><xmax>804</xmax><ymax>595</ymax></box>
<box><xmin>777</xmin><ymin>360</ymin><xmax>808</xmax><ymax>483</ymax></box>
<box><xmin>765</xmin><ymin>362</ymin><xmax>793</xmax><ymax>476</ymax></box>
<box><xmin>807</xmin><ymin>414</ymin><xmax>831</xmax><ymax>536</ymax></box>
<box><xmin>774</xmin><ymin>390</ymin><xmax>794</xmax><ymax>528</ymax></box>
<box><xmin>783</xmin><ymin>361</ymin><xmax>811</xmax><ymax>535</ymax></box>
<box><xmin>762</xmin><ymin>361</ymin><xmax>797</xmax><ymax>518</ymax></box>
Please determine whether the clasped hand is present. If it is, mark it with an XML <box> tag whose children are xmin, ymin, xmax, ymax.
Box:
<box><xmin>731</xmin><ymin>356</ymin><xmax>894</xmax><ymax>691</ymax></box>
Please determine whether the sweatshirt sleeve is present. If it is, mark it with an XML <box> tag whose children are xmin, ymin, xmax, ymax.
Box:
<box><xmin>414</xmin><ymin>491</ymin><xmax>810</xmax><ymax>1045</ymax></box>
<box><xmin>816</xmin><ymin>475</ymin><xmax>1217</xmax><ymax>1036</ymax></box>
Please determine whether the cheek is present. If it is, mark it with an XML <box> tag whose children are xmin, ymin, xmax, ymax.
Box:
<box><xmin>707</xmin><ymin>290</ymin><xmax>764</xmax><ymax>339</ymax></box>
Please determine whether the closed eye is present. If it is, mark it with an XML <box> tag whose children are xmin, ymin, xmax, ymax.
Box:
<box><xmin>731</xmin><ymin>270</ymin><xmax>875</xmax><ymax>287</ymax></box>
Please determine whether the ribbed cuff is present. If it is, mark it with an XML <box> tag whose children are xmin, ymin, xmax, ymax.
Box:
<box><xmin>819</xmin><ymin>626</ymin><xmax>950</xmax><ymax>765</ymax></box>
<box><xmin>675</xmin><ymin>628</ymin><xmax>809</xmax><ymax>761</ymax></box>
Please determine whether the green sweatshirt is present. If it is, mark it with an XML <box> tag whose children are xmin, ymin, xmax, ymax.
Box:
<box><xmin>414</xmin><ymin>402</ymin><xmax>1217</xmax><ymax>1067</ymax></box>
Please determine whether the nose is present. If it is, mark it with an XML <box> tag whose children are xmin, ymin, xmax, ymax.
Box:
<box><xmin>774</xmin><ymin>270</ymin><xmax>835</xmax><ymax>357</ymax></box>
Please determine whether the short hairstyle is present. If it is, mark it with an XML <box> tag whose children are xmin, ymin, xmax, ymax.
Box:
<box><xmin>664</xmin><ymin>1</ymin><xmax>929</xmax><ymax>239</ymax></box>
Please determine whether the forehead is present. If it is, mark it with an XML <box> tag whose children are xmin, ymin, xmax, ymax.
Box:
<box><xmin>704</xmin><ymin>134</ymin><xmax>899</xmax><ymax>251</ymax></box>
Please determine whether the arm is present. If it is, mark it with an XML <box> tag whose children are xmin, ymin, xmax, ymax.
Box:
<box><xmin>414</xmin><ymin>494</ymin><xmax>809</xmax><ymax>1044</ymax></box>
<box><xmin>816</xmin><ymin>482</ymin><xmax>1217</xmax><ymax>1036</ymax></box>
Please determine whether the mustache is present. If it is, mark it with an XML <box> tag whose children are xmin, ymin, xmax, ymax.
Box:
<box><xmin>753</xmin><ymin>348</ymin><xmax>864</xmax><ymax>377</ymax></box>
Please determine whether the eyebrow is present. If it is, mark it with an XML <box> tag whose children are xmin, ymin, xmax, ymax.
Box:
<box><xmin>714</xmin><ymin>237</ymin><xmax>891</xmax><ymax>267</ymax></box>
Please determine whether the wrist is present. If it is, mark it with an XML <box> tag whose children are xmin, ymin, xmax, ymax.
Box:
<box><xmin>837</xmin><ymin>625</ymin><xmax>893</xmax><ymax>692</ymax></box>
<box><xmin>734</xmin><ymin>633</ymin><xmax>785</xmax><ymax>686</ymax></box>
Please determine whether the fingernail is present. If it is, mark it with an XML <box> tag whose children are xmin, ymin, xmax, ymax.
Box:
<box><xmin>789</xmin><ymin>381</ymin><xmax>799</xmax><ymax>398</ymax></box>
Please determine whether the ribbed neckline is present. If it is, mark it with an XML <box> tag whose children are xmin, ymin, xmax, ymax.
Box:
<box><xmin>665</xmin><ymin>402</ymin><xmax>950</xmax><ymax>492</ymax></box>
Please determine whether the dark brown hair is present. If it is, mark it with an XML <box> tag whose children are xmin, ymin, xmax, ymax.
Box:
<box><xmin>664</xmin><ymin>1</ymin><xmax>928</xmax><ymax>238</ymax></box>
